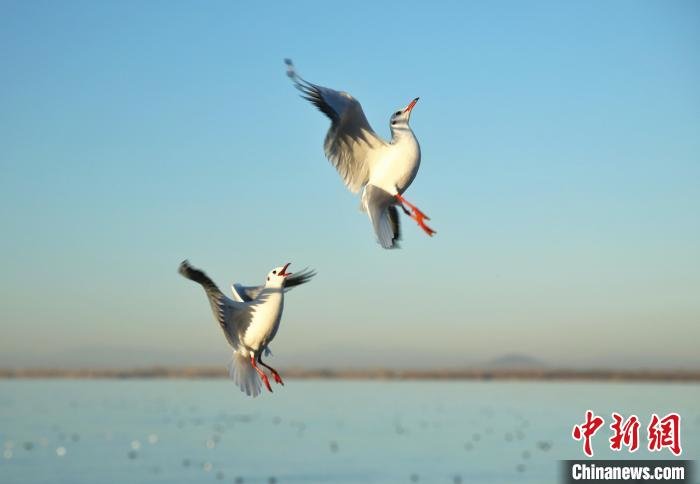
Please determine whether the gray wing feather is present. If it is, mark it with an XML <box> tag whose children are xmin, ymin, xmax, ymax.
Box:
<box><xmin>179</xmin><ymin>260</ymin><xmax>255</xmax><ymax>348</ymax></box>
<box><xmin>286</xmin><ymin>59</ymin><xmax>387</xmax><ymax>193</ymax></box>
<box><xmin>231</xmin><ymin>283</ymin><xmax>264</xmax><ymax>303</ymax></box>
<box><xmin>214</xmin><ymin>297</ymin><xmax>254</xmax><ymax>348</ymax></box>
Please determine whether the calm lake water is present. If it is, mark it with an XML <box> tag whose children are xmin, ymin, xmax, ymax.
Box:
<box><xmin>0</xmin><ymin>380</ymin><xmax>698</xmax><ymax>483</ymax></box>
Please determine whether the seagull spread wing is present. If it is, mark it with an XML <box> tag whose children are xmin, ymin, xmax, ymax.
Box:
<box><xmin>179</xmin><ymin>261</ymin><xmax>258</xmax><ymax>348</ymax></box>
<box><xmin>286</xmin><ymin>59</ymin><xmax>387</xmax><ymax>193</ymax></box>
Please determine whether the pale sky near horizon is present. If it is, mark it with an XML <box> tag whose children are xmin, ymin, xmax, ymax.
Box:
<box><xmin>1</xmin><ymin>1</ymin><xmax>698</xmax><ymax>369</ymax></box>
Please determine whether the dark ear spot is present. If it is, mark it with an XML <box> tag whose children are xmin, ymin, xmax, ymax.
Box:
<box><xmin>391</xmin><ymin>121</ymin><xmax>397</xmax><ymax>125</ymax></box>
<box><xmin>267</xmin><ymin>277</ymin><xmax>270</xmax><ymax>281</ymax></box>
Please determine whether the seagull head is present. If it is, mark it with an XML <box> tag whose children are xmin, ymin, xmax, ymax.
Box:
<box><xmin>265</xmin><ymin>262</ymin><xmax>292</xmax><ymax>287</ymax></box>
<box><xmin>390</xmin><ymin>97</ymin><xmax>419</xmax><ymax>131</ymax></box>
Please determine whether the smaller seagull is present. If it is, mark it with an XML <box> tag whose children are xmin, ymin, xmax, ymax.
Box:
<box><xmin>286</xmin><ymin>58</ymin><xmax>436</xmax><ymax>249</ymax></box>
<box><xmin>179</xmin><ymin>260</ymin><xmax>315</xmax><ymax>397</ymax></box>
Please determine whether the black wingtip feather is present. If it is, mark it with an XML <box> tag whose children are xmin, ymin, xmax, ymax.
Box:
<box><xmin>284</xmin><ymin>268</ymin><xmax>317</xmax><ymax>289</ymax></box>
<box><xmin>178</xmin><ymin>260</ymin><xmax>219</xmax><ymax>293</ymax></box>
<box><xmin>286</xmin><ymin>61</ymin><xmax>339</xmax><ymax>123</ymax></box>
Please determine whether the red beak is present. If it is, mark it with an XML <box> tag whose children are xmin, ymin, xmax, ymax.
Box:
<box><xmin>278</xmin><ymin>262</ymin><xmax>292</xmax><ymax>277</ymax></box>
<box><xmin>404</xmin><ymin>97</ymin><xmax>419</xmax><ymax>114</ymax></box>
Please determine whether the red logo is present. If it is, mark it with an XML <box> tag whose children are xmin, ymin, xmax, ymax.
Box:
<box><xmin>572</xmin><ymin>411</ymin><xmax>682</xmax><ymax>457</ymax></box>
<box><xmin>572</xmin><ymin>410</ymin><xmax>605</xmax><ymax>457</ymax></box>
<box><xmin>648</xmin><ymin>413</ymin><xmax>682</xmax><ymax>456</ymax></box>
<box><xmin>609</xmin><ymin>413</ymin><xmax>640</xmax><ymax>452</ymax></box>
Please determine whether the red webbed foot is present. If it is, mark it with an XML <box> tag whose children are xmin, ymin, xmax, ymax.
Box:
<box><xmin>271</xmin><ymin>371</ymin><xmax>284</xmax><ymax>386</ymax></box>
<box><xmin>395</xmin><ymin>194</ymin><xmax>436</xmax><ymax>236</ymax></box>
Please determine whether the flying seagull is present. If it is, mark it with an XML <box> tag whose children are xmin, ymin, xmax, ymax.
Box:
<box><xmin>285</xmin><ymin>58</ymin><xmax>436</xmax><ymax>249</ymax></box>
<box><xmin>179</xmin><ymin>260</ymin><xmax>315</xmax><ymax>397</ymax></box>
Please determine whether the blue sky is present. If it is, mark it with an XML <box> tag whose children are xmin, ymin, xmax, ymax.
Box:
<box><xmin>1</xmin><ymin>0</ymin><xmax>698</xmax><ymax>369</ymax></box>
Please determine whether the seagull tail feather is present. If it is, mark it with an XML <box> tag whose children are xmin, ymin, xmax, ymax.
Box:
<box><xmin>362</xmin><ymin>185</ymin><xmax>401</xmax><ymax>249</ymax></box>
<box><xmin>228</xmin><ymin>351</ymin><xmax>262</xmax><ymax>398</ymax></box>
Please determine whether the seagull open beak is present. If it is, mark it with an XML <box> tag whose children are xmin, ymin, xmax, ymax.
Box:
<box><xmin>404</xmin><ymin>97</ymin><xmax>419</xmax><ymax>114</ymax></box>
<box><xmin>278</xmin><ymin>262</ymin><xmax>292</xmax><ymax>277</ymax></box>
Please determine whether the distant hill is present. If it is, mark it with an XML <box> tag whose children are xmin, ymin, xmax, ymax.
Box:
<box><xmin>487</xmin><ymin>353</ymin><xmax>547</xmax><ymax>369</ymax></box>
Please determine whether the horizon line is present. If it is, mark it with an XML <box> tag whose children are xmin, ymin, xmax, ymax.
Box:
<box><xmin>2</xmin><ymin>366</ymin><xmax>699</xmax><ymax>382</ymax></box>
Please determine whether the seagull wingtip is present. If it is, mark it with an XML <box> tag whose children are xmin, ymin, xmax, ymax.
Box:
<box><xmin>284</xmin><ymin>58</ymin><xmax>298</xmax><ymax>80</ymax></box>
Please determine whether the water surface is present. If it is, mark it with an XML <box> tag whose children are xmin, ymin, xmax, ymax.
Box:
<box><xmin>1</xmin><ymin>380</ymin><xmax>698</xmax><ymax>483</ymax></box>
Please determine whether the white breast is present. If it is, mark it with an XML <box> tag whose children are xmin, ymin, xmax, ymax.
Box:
<box><xmin>242</xmin><ymin>290</ymin><xmax>284</xmax><ymax>351</ymax></box>
<box><xmin>369</xmin><ymin>135</ymin><xmax>421</xmax><ymax>195</ymax></box>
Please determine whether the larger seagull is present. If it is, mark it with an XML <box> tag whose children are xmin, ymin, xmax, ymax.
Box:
<box><xmin>285</xmin><ymin>59</ymin><xmax>436</xmax><ymax>249</ymax></box>
<box><xmin>179</xmin><ymin>260</ymin><xmax>315</xmax><ymax>397</ymax></box>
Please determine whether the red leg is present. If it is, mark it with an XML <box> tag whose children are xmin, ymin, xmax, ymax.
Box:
<box><xmin>250</xmin><ymin>355</ymin><xmax>272</xmax><ymax>392</ymax></box>
<box><xmin>395</xmin><ymin>194</ymin><xmax>436</xmax><ymax>236</ymax></box>
<box><xmin>258</xmin><ymin>355</ymin><xmax>284</xmax><ymax>385</ymax></box>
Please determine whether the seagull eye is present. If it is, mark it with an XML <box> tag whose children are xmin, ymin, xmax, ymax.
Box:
<box><xmin>395</xmin><ymin>111</ymin><xmax>402</xmax><ymax>116</ymax></box>
<box><xmin>272</xmin><ymin>270</ymin><xmax>277</xmax><ymax>275</ymax></box>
